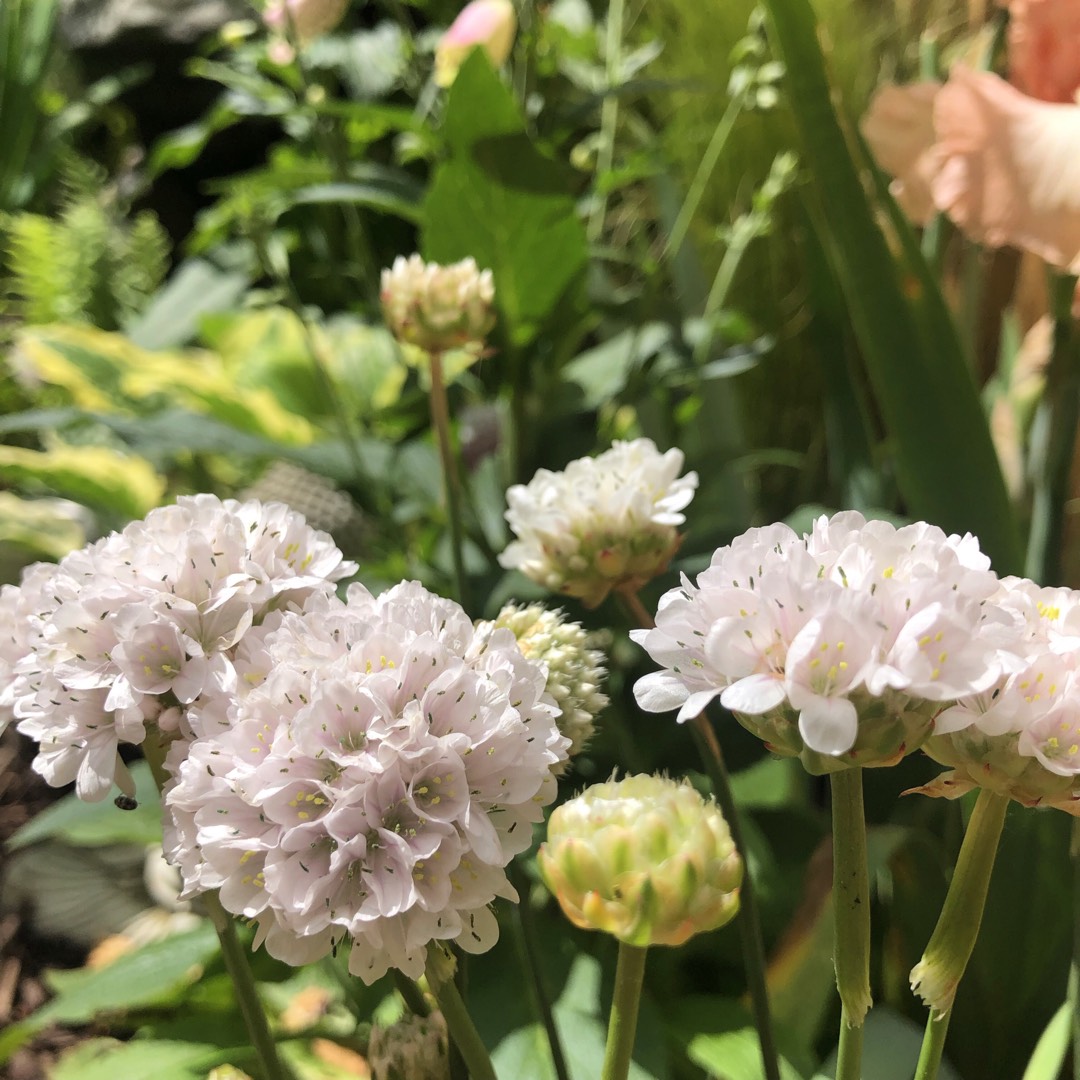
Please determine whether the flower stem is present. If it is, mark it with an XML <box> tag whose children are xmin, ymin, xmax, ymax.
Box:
<box><xmin>621</xmin><ymin>589</ymin><xmax>781</xmax><ymax>1080</ymax></box>
<box><xmin>835</xmin><ymin>1011</ymin><xmax>864</xmax><ymax>1080</ymax></box>
<box><xmin>910</xmin><ymin>789</ymin><xmax>1008</xmax><ymax>1022</ymax></box>
<box><xmin>141</xmin><ymin>730</ymin><xmax>295</xmax><ymax>1080</ymax></box>
<box><xmin>507</xmin><ymin>859</ymin><xmax>572</xmax><ymax>1080</ymax></box>
<box><xmin>393</xmin><ymin>970</ymin><xmax>432</xmax><ymax>1018</ymax></box>
<box><xmin>426</xmin><ymin>949</ymin><xmax>497</xmax><ymax>1080</ymax></box>
<box><xmin>830</xmin><ymin>768</ymin><xmax>871</xmax><ymax>1038</ymax></box>
<box><xmin>428</xmin><ymin>349</ymin><xmax>470</xmax><ymax>611</ymax></box>
<box><xmin>914</xmin><ymin>1011</ymin><xmax>952</xmax><ymax>1080</ymax></box>
<box><xmin>601</xmin><ymin>943</ymin><xmax>648</xmax><ymax>1080</ymax></box>
<box><xmin>587</xmin><ymin>0</ymin><xmax>625</xmax><ymax>243</ymax></box>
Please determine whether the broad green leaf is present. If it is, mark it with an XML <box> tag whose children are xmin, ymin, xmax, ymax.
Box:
<box><xmin>760</xmin><ymin>0</ymin><xmax>1022</xmax><ymax>574</ymax></box>
<box><xmin>51</xmin><ymin>1038</ymin><xmax>245</xmax><ymax>1080</ymax></box>
<box><xmin>689</xmin><ymin>1028</ymin><xmax>805</xmax><ymax>1080</ymax></box>
<box><xmin>127</xmin><ymin>257</ymin><xmax>251</xmax><ymax>350</ymax></box>
<box><xmin>0</xmin><ymin>443</ymin><xmax>165</xmax><ymax>518</ymax></box>
<box><xmin>422</xmin><ymin>51</ymin><xmax>588</xmax><ymax>347</ymax></box>
<box><xmin>0</xmin><ymin>490</ymin><xmax>85</xmax><ymax>562</ymax></box>
<box><xmin>1021</xmin><ymin>1001</ymin><xmax>1071</xmax><ymax>1080</ymax></box>
<box><xmin>7</xmin><ymin>762</ymin><xmax>162</xmax><ymax>850</ymax></box>
<box><xmin>730</xmin><ymin>756</ymin><xmax>806</xmax><ymax>811</ymax></box>
<box><xmin>0</xmin><ymin>923</ymin><xmax>219</xmax><ymax>1063</ymax></box>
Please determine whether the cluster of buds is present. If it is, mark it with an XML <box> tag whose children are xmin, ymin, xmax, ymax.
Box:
<box><xmin>499</xmin><ymin>439</ymin><xmax>698</xmax><ymax>609</ymax></box>
<box><xmin>539</xmin><ymin>774</ymin><xmax>742</xmax><ymax>947</ymax></box>
<box><xmin>435</xmin><ymin>0</ymin><xmax>518</xmax><ymax>88</ymax></box>
<box><xmin>478</xmin><ymin>603</ymin><xmax>609</xmax><ymax>765</ymax></box>
<box><xmin>380</xmin><ymin>254</ymin><xmax>495</xmax><ymax>355</ymax></box>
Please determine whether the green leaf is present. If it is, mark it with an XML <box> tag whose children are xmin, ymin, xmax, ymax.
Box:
<box><xmin>50</xmin><ymin>1038</ymin><xmax>245</xmax><ymax>1080</ymax></box>
<box><xmin>0</xmin><ymin>923</ymin><xmax>219</xmax><ymax>1064</ymax></box>
<box><xmin>422</xmin><ymin>50</ymin><xmax>588</xmax><ymax>347</ymax></box>
<box><xmin>7</xmin><ymin>762</ymin><xmax>162</xmax><ymax>850</ymax></box>
<box><xmin>760</xmin><ymin>0</ymin><xmax>1022</xmax><ymax>574</ymax></box>
<box><xmin>1021</xmin><ymin>1001</ymin><xmax>1071</xmax><ymax>1080</ymax></box>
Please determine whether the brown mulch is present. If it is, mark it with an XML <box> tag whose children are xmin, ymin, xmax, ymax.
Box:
<box><xmin>0</xmin><ymin>729</ymin><xmax>90</xmax><ymax>1080</ymax></box>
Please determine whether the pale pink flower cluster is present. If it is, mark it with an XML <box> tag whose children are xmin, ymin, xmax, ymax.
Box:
<box><xmin>633</xmin><ymin>513</ymin><xmax>1016</xmax><ymax>768</ymax></box>
<box><xmin>862</xmin><ymin>4</ymin><xmax>1080</xmax><ymax>276</ymax></box>
<box><xmin>435</xmin><ymin>0</ymin><xmax>517</xmax><ymax>88</ymax></box>
<box><xmin>164</xmin><ymin>581</ymin><xmax>568</xmax><ymax>983</ymax></box>
<box><xmin>912</xmin><ymin>576</ymin><xmax>1080</xmax><ymax>811</ymax></box>
<box><xmin>499</xmin><ymin>439</ymin><xmax>699</xmax><ymax>608</ymax></box>
<box><xmin>8</xmin><ymin>495</ymin><xmax>356</xmax><ymax>801</ymax></box>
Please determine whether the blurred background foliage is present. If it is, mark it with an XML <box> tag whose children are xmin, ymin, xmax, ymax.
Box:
<box><xmin>0</xmin><ymin>0</ymin><xmax>1075</xmax><ymax>1078</ymax></box>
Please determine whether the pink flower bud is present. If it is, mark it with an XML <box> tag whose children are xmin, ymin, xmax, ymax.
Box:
<box><xmin>435</xmin><ymin>0</ymin><xmax>517</xmax><ymax>88</ymax></box>
<box><xmin>264</xmin><ymin>0</ymin><xmax>348</xmax><ymax>46</ymax></box>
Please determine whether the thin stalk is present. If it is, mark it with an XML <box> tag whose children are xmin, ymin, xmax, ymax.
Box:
<box><xmin>691</xmin><ymin>216</ymin><xmax>758</xmax><ymax>368</ymax></box>
<box><xmin>601</xmin><ymin>943</ymin><xmax>648</xmax><ymax>1080</ymax></box>
<box><xmin>662</xmin><ymin>93</ymin><xmax>742</xmax><ymax>262</ymax></box>
<box><xmin>835</xmin><ymin>1013</ymin><xmax>864</xmax><ymax>1080</ymax></box>
<box><xmin>141</xmin><ymin>731</ymin><xmax>295</xmax><ymax>1080</ymax></box>
<box><xmin>426</xmin><ymin>953</ymin><xmax>498</xmax><ymax>1080</ymax></box>
<box><xmin>1072</xmin><ymin>818</ymin><xmax>1080</xmax><ymax>1080</ymax></box>
<box><xmin>393</xmin><ymin>970</ymin><xmax>432</xmax><ymax>1018</ymax></box>
<box><xmin>428</xmin><ymin>349</ymin><xmax>470</xmax><ymax>611</ymax></box>
<box><xmin>507</xmin><ymin>859</ymin><xmax>572</xmax><ymax>1080</ymax></box>
<box><xmin>620</xmin><ymin>590</ymin><xmax>782</xmax><ymax>1080</ymax></box>
<box><xmin>830</xmin><ymin>768</ymin><xmax>871</xmax><ymax>1045</ymax></box>
<box><xmin>914</xmin><ymin>1012</ymin><xmax>952</xmax><ymax>1080</ymax></box>
<box><xmin>587</xmin><ymin>0</ymin><xmax>626</xmax><ymax>243</ymax></box>
<box><xmin>1024</xmin><ymin>270</ymin><xmax>1080</xmax><ymax>586</ymax></box>
<box><xmin>910</xmin><ymin>790</ymin><xmax>1009</xmax><ymax>1025</ymax></box>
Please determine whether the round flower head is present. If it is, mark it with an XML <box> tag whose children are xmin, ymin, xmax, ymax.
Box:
<box><xmin>435</xmin><ymin>0</ymin><xmax>517</xmax><ymax>88</ymax></box>
<box><xmin>538</xmin><ymin>774</ymin><xmax>742</xmax><ymax>947</ymax></box>
<box><xmin>632</xmin><ymin>512</ymin><xmax>1016</xmax><ymax>773</ymax></box>
<box><xmin>380</xmin><ymin>255</ymin><xmax>495</xmax><ymax>355</ymax></box>
<box><xmin>12</xmin><ymin>495</ymin><xmax>356</xmax><ymax>802</ymax></box>
<box><xmin>165</xmin><ymin>581</ymin><xmax>569</xmax><ymax>984</ymax></box>
<box><xmin>499</xmin><ymin>439</ymin><xmax>698</xmax><ymax>609</ymax></box>
<box><xmin>907</xmin><ymin>576</ymin><xmax>1080</xmax><ymax>813</ymax></box>
<box><xmin>369</xmin><ymin>1011</ymin><xmax>449</xmax><ymax>1080</ymax></box>
<box><xmin>477</xmin><ymin>602</ymin><xmax>608</xmax><ymax>765</ymax></box>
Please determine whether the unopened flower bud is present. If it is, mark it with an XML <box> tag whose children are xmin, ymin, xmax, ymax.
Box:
<box><xmin>207</xmin><ymin>1068</ymin><xmax>254</xmax><ymax>1080</ymax></box>
<box><xmin>369</xmin><ymin>1011</ymin><xmax>450</xmax><ymax>1080</ymax></box>
<box><xmin>538</xmin><ymin>774</ymin><xmax>742</xmax><ymax>947</ymax></box>
<box><xmin>435</xmin><ymin>0</ymin><xmax>517</xmax><ymax>88</ymax></box>
<box><xmin>381</xmin><ymin>254</ymin><xmax>495</xmax><ymax>354</ymax></box>
<box><xmin>480</xmin><ymin>603</ymin><xmax>609</xmax><ymax>765</ymax></box>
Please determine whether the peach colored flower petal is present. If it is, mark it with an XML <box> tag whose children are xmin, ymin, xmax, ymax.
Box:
<box><xmin>1006</xmin><ymin>0</ymin><xmax>1080</xmax><ymax>103</ymax></box>
<box><xmin>435</xmin><ymin>0</ymin><xmax>517</xmax><ymax>88</ymax></box>
<box><xmin>932</xmin><ymin>66</ymin><xmax>1080</xmax><ymax>271</ymax></box>
<box><xmin>861</xmin><ymin>82</ymin><xmax>942</xmax><ymax>226</ymax></box>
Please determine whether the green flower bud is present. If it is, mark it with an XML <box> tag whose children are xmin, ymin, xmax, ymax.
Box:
<box><xmin>481</xmin><ymin>603</ymin><xmax>609</xmax><ymax>765</ymax></box>
<box><xmin>206</xmin><ymin>1068</ymin><xmax>254</xmax><ymax>1080</ymax></box>
<box><xmin>368</xmin><ymin>1011</ymin><xmax>450</xmax><ymax>1080</ymax></box>
<box><xmin>538</xmin><ymin>774</ymin><xmax>742</xmax><ymax>947</ymax></box>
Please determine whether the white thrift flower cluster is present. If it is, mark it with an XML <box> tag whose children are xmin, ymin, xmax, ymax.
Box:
<box><xmin>0</xmin><ymin>562</ymin><xmax>58</xmax><ymax>735</ymax></box>
<box><xmin>911</xmin><ymin>576</ymin><xmax>1080</xmax><ymax>812</ymax></box>
<box><xmin>165</xmin><ymin>581</ymin><xmax>569</xmax><ymax>984</ymax></box>
<box><xmin>633</xmin><ymin>512</ymin><xmax>1016</xmax><ymax>773</ymax></box>
<box><xmin>8</xmin><ymin>495</ymin><xmax>356</xmax><ymax>801</ymax></box>
<box><xmin>380</xmin><ymin>254</ymin><xmax>495</xmax><ymax>354</ymax></box>
<box><xmin>499</xmin><ymin>438</ymin><xmax>698</xmax><ymax>608</ymax></box>
<box><xmin>478</xmin><ymin>602</ymin><xmax>608</xmax><ymax>764</ymax></box>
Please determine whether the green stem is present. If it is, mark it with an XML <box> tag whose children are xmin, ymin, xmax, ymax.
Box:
<box><xmin>662</xmin><ymin>93</ymin><xmax>742</xmax><ymax>263</ymax></box>
<box><xmin>1024</xmin><ymin>270</ymin><xmax>1080</xmax><ymax>586</ymax></box>
<box><xmin>507</xmin><ymin>860</ymin><xmax>572</xmax><ymax>1080</ymax></box>
<box><xmin>830</xmin><ymin>768</ymin><xmax>871</xmax><ymax>1035</ymax></box>
<box><xmin>142</xmin><ymin>731</ymin><xmax>295</xmax><ymax>1080</ymax></box>
<box><xmin>587</xmin><ymin>0</ymin><xmax>626</xmax><ymax>243</ymax></box>
<box><xmin>393</xmin><ymin>971</ymin><xmax>432</xmax><ymax>1018</ymax></box>
<box><xmin>914</xmin><ymin>1011</ymin><xmax>952</xmax><ymax>1080</ymax></box>
<box><xmin>1072</xmin><ymin>819</ymin><xmax>1080</xmax><ymax>1080</ymax></box>
<box><xmin>601</xmin><ymin>943</ymin><xmax>648</xmax><ymax>1080</ymax></box>
<box><xmin>621</xmin><ymin>590</ymin><xmax>781</xmax><ymax>1080</ymax></box>
<box><xmin>426</xmin><ymin>951</ymin><xmax>498</xmax><ymax>1080</ymax></box>
<box><xmin>835</xmin><ymin>1011</ymin><xmax>864</xmax><ymax>1080</ymax></box>
<box><xmin>428</xmin><ymin>349</ymin><xmax>470</xmax><ymax>611</ymax></box>
<box><xmin>910</xmin><ymin>790</ymin><xmax>1008</xmax><ymax>1022</ymax></box>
